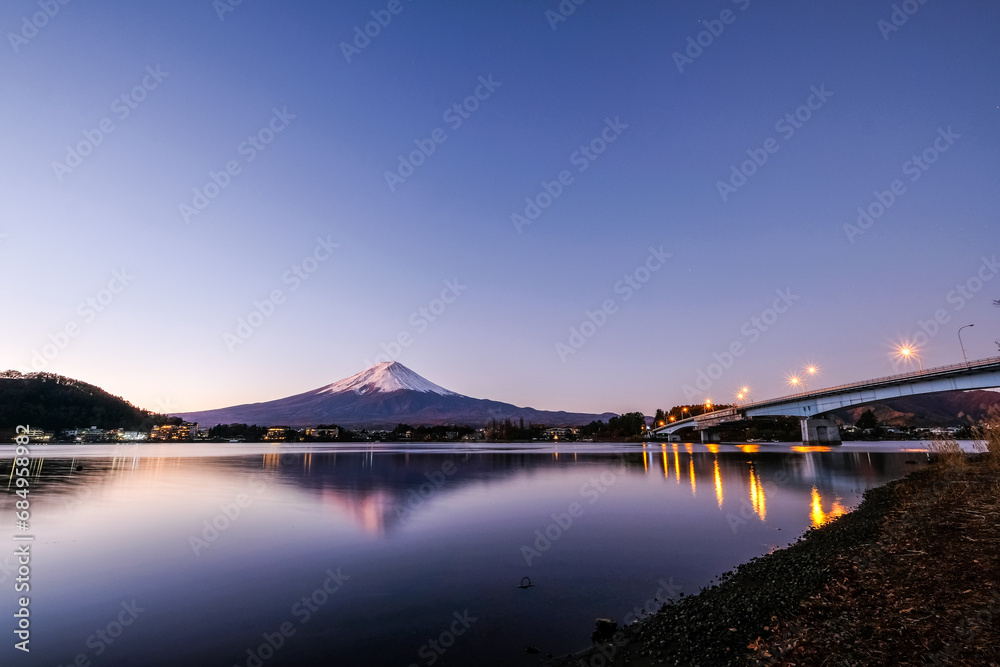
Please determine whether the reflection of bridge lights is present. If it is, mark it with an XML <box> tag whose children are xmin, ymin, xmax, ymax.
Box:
<box><xmin>689</xmin><ymin>457</ymin><xmax>696</xmax><ymax>496</ymax></box>
<box><xmin>810</xmin><ymin>487</ymin><xmax>847</xmax><ymax>528</ymax></box>
<box><xmin>714</xmin><ymin>459</ymin><xmax>723</xmax><ymax>508</ymax></box>
<box><xmin>748</xmin><ymin>465</ymin><xmax>766</xmax><ymax>520</ymax></box>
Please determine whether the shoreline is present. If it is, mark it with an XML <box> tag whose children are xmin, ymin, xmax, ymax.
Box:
<box><xmin>552</xmin><ymin>453</ymin><xmax>1000</xmax><ymax>666</ymax></box>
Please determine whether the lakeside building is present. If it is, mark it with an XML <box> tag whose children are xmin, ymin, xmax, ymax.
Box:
<box><xmin>65</xmin><ymin>426</ymin><xmax>111</xmax><ymax>442</ymax></box>
<box><xmin>265</xmin><ymin>427</ymin><xmax>289</xmax><ymax>441</ymax></box>
<box><xmin>304</xmin><ymin>427</ymin><xmax>339</xmax><ymax>439</ymax></box>
<box><xmin>24</xmin><ymin>427</ymin><xmax>53</xmax><ymax>442</ymax></box>
<box><xmin>149</xmin><ymin>422</ymin><xmax>198</xmax><ymax>442</ymax></box>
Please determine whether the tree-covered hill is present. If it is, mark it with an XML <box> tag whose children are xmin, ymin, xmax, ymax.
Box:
<box><xmin>0</xmin><ymin>371</ymin><xmax>162</xmax><ymax>430</ymax></box>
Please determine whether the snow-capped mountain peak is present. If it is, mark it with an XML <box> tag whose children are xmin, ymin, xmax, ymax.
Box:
<box><xmin>320</xmin><ymin>362</ymin><xmax>461</xmax><ymax>397</ymax></box>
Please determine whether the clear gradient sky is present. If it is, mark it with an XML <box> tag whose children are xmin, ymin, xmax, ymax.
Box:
<box><xmin>1</xmin><ymin>0</ymin><xmax>998</xmax><ymax>416</ymax></box>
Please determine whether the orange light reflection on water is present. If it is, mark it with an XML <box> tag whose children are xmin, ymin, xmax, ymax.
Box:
<box><xmin>748</xmin><ymin>465</ymin><xmax>766</xmax><ymax>520</ymax></box>
<box><xmin>713</xmin><ymin>459</ymin><xmax>723</xmax><ymax>508</ymax></box>
<box><xmin>810</xmin><ymin>487</ymin><xmax>847</xmax><ymax>528</ymax></box>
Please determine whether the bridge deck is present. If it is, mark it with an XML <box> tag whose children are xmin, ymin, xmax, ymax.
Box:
<box><xmin>650</xmin><ymin>356</ymin><xmax>1000</xmax><ymax>436</ymax></box>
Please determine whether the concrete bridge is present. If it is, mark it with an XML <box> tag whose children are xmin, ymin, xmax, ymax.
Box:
<box><xmin>649</xmin><ymin>356</ymin><xmax>1000</xmax><ymax>445</ymax></box>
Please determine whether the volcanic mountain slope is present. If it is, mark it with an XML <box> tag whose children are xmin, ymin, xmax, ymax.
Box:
<box><xmin>175</xmin><ymin>362</ymin><xmax>617</xmax><ymax>428</ymax></box>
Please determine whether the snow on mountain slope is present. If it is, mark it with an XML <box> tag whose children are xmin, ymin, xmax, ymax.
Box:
<box><xmin>318</xmin><ymin>362</ymin><xmax>461</xmax><ymax>397</ymax></box>
<box><xmin>173</xmin><ymin>361</ymin><xmax>618</xmax><ymax>428</ymax></box>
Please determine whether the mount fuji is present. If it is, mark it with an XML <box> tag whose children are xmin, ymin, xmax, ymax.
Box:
<box><xmin>174</xmin><ymin>362</ymin><xmax>617</xmax><ymax>429</ymax></box>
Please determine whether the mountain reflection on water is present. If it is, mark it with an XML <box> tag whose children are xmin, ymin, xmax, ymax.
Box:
<box><xmin>0</xmin><ymin>443</ymin><xmax>927</xmax><ymax>666</ymax></box>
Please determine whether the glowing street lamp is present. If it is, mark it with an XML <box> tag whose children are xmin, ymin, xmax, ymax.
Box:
<box><xmin>788</xmin><ymin>375</ymin><xmax>802</xmax><ymax>392</ymax></box>
<box><xmin>897</xmin><ymin>345</ymin><xmax>923</xmax><ymax>371</ymax></box>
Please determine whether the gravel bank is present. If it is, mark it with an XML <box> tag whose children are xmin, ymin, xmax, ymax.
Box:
<box><xmin>551</xmin><ymin>455</ymin><xmax>1000</xmax><ymax>666</ymax></box>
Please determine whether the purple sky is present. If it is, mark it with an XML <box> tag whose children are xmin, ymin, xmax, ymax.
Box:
<box><xmin>1</xmin><ymin>0</ymin><xmax>998</xmax><ymax>416</ymax></box>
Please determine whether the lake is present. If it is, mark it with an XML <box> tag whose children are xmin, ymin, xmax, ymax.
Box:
<box><xmin>0</xmin><ymin>441</ymin><xmax>951</xmax><ymax>666</ymax></box>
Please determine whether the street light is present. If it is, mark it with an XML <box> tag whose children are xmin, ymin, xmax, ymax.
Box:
<box><xmin>788</xmin><ymin>375</ymin><xmax>802</xmax><ymax>392</ymax></box>
<box><xmin>958</xmin><ymin>324</ymin><xmax>974</xmax><ymax>366</ymax></box>
<box><xmin>897</xmin><ymin>345</ymin><xmax>923</xmax><ymax>371</ymax></box>
<box><xmin>735</xmin><ymin>385</ymin><xmax>751</xmax><ymax>405</ymax></box>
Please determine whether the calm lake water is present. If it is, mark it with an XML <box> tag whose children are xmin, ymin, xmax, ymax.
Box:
<box><xmin>0</xmin><ymin>441</ymin><xmax>954</xmax><ymax>666</ymax></box>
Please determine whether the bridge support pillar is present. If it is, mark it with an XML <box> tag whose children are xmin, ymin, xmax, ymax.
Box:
<box><xmin>700</xmin><ymin>430</ymin><xmax>719</xmax><ymax>443</ymax></box>
<box><xmin>800</xmin><ymin>418</ymin><xmax>841</xmax><ymax>445</ymax></box>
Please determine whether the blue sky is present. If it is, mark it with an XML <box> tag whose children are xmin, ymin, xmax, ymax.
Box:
<box><xmin>1</xmin><ymin>0</ymin><xmax>998</xmax><ymax>416</ymax></box>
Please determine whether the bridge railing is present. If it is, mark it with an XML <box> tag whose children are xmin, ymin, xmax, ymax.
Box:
<box><xmin>742</xmin><ymin>356</ymin><xmax>1000</xmax><ymax>410</ymax></box>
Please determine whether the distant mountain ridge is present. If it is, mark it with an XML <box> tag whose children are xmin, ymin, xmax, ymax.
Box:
<box><xmin>175</xmin><ymin>362</ymin><xmax>618</xmax><ymax>428</ymax></box>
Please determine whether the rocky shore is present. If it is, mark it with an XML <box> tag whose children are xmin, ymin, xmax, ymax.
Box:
<box><xmin>551</xmin><ymin>450</ymin><xmax>1000</xmax><ymax>666</ymax></box>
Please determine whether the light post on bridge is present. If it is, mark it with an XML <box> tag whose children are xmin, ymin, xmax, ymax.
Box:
<box><xmin>735</xmin><ymin>386</ymin><xmax>752</xmax><ymax>406</ymax></box>
<box><xmin>958</xmin><ymin>324</ymin><xmax>974</xmax><ymax>366</ymax></box>
<box><xmin>897</xmin><ymin>345</ymin><xmax>923</xmax><ymax>371</ymax></box>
